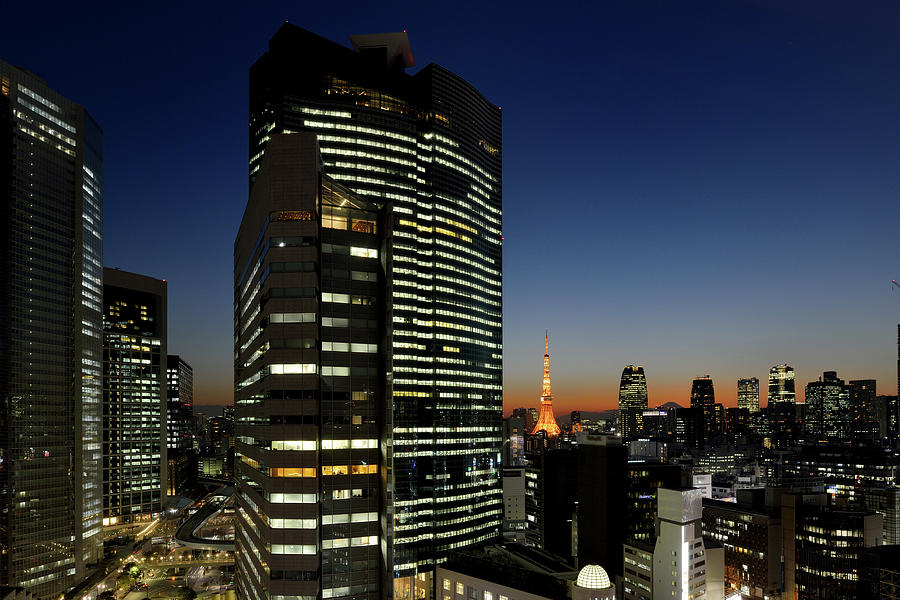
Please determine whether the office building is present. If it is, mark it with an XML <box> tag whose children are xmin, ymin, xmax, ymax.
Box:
<box><xmin>235</xmin><ymin>134</ymin><xmax>383</xmax><ymax>600</ymax></box>
<box><xmin>239</xmin><ymin>25</ymin><xmax>503</xmax><ymax>599</ymax></box>
<box><xmin>503</xmin><ymin>413</ymin><xmax>527</xmax><ymax>466</ymax></box>
<box><xmin>803</xmin><ymin>372</ymin><xmax>848</xmax><ymax>440</ymax></box>
<box><xmin>437</xmin><ymin>544</ymin><xmax>578</xmax><ymax>600</ymax></box>
<box><xmin>652</xmin><ymin>488</ymin><xmax>708</xmax><ymax>600</ymax></box>
<box><xmin>624</xmin><ymin>462</ymin><xmax>684</xmax><ymax>544</ymax></box>
<box><xmin>783</xmin><ymin>444</ymin><xmax>900</xmax><ymax>502</ymax></box>
<box><xmin>895</xmin><ymin>324</ymin><xmax>900</xmax><ymax>444</ymax></box>
<box><xmin>795</xmin><ymin>507</ymin><xmax>882</xmax><ymax>600</ymax></box>
<box><xmin>674</xmin><ymin>407</ymin><xmax>704</xmax><ymax>450</ymax></box>
<box><xmin>0</xmin><ymin>61</ymin><xmax>103</xmax><ymax>597</ymax></box>
<box><xmin>525</xmin><ymin>447</ymin><xmax>577</xmax><ymax>560</ymax></box>
<box><xmin>724</xmin><ymin>407</ymin><xmax>750</xmax><ymax>435</ymax></box>
<box><xmin>690</xmin><ymin>376</ymin><xmax>715</xmax><ymax>445</ymax></box>
<box><xmin>502</xmin><ymin>467</ymin><xmax>527</xmax><ymax>543</ymax></box>
<box><xmin>849</xmin><ymin>379</ymin><xmax>878</xmax><ymax>441</ymax></box>
<box><xmin>102</xmin><ymin>268</ymin><xmax>167</xmax><ymax>526</ymax></box>
<box><xmin>768</xmin><ymin>364</ymin><xmax>796</xmax><ymax>438</ymax></box>
<box><xmin>864</xmin><ymin>486</ymin><xmax>900</xmax><ymax>546</ymax></box>
<box><xmin>166</xmin><ymin>355</ymin><xmax>194</xmax><ymax>451</ymax></box>
<box><xmin>619</xmin><ymin>365</ymin><xmax>648</xmax><ymax>440</ymax></box>
<box><xmin>576</xmin><ymin>434</ymin><xmax>626</xmax><ymax>578</ymax></box>
<box><xmin>702</xmin><ymin>490</ymin><xmax>781</xmax><ymax>600</ymax></box>
<box><xmin>737</xmin><ymin>377</ymin><xmax>759</xmax><ymax>413</ymax></box>
<box><xmin>860</xmin><ymin>544</ymin><xmax>900</xmax><ymax>600</ymax></box>
<box><xmin>532</xmin><ymin>334</ymin><xmax>561</xmax><ymax>437</ymax></box>
<box><xmin>622</xmin><ymin>541</ymin><xmax>654</xmax><ymax>600</ymax></box>
<box><xmin>875</xmin><ymin>396</ymin><xmax>897</xmax><ymax>441</ymax></box>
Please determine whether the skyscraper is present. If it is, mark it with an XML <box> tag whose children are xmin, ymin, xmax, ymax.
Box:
<box><xmin>690</xmin><ymin>375</ymin><xmax>715</xmax><ymax>445</ymax></box>
<box><xmin>804</xmin><ymin>371</ymin><xmax>849</xmax><ymax>440</ymax></box>
<box><xmin>652</xmin><ymin>488</ymin><xmax>708</xmax><ymax>600</ymax></box>
<box><xmin>237</xmin><ymin>25</ymin><xmax>502</xmax><ymax>600</ymax></box>
<box><xmin>102</xmin><ymin>268</ymin><xmax>167</xmax><ymax>526</ymax></box>
<box><xmin>0</xmin><ymin>61</ymin><xmax>104</xmax><ymax>597</ymax></box>
<box><xmin>768</xmin><ymin>364</ymin><xmax>796</xmax><ymax>438</ymax></box>
<box><xmin>531</xmin><ymin>333</ymin><xmax>561</xmax><ymax>437</ymax></box>
<box><xmin>895</xmin><ymin>324</ymin><xmax>900</xmax><ymax>444</ymax></box>
<box><xmin>848</xmin><ymin>379</ymin><xmax>878</xmax><ymax>441</ymax></box>
<box><xmin>167</xmin><ymin>355</ymin><xmax>194</xmax><ymax>451</ymax></box>
<box><xmin>737</xmin><ymin>377</ymin><xmax>759</xmax><ymax>413</ymax></box>
<box><xmin>618</xmin><ymin>365</ymin><xmax>648</xmax><ymax>440</ymax></box>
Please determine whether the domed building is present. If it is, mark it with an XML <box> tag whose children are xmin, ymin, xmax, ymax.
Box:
<box><xmin>572</xmin><ymin>564</ymin><xmax>615</xmax><ymax>600</ymax></box>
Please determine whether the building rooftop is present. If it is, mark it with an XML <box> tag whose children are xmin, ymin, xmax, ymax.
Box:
<box><xmin>442</xmin><ymin>543</ymin><xmax>576</xmax><ymax>600</ymax></box>
<box><xmin>575</xmin><ymin>565</ymin><xmax>612</xmax><ymax>589</ymax></box>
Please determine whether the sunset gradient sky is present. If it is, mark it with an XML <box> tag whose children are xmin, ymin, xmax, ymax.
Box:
<box><xmin>3</xmin><ymin>1</ymin><xmax>899</xmax><ymax>413</ymax></box>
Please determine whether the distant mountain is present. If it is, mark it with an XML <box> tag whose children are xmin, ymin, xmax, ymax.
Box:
<box><xmin>658</xmin><ymin>402</ymin><xmax>684</xmax><ymax>410</ymax></box>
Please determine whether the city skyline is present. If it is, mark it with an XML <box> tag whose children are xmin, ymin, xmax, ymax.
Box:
<box><xmin>2</xmin><ymin>2</ymin><xmax>898</xmax><ymax>414</ymax></box>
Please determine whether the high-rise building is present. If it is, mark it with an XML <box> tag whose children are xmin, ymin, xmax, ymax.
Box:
<box><xmin>624</xmin><ymin>462</ymin><xmax>684</xmax><ymax>544</ymax></box>
<box><xmin>0</xmin><ymin>61</ymin><xmax>104</xmax><ymax>597</ymax></box>
<box><xmin>737</xmin><ymin>377</ymin><xmax>759</xmax><ymax>413</ymax></box>
<box><xmin>235</xmin><ymin>134</ymin><xmax>383</xmax><ymax>600</ymax></box>
<box><xmin>619</xmin><ymin>365</ymin><xmax>648</xmax><ymax>440</ymax></box>
<box><xmin>503</xmin><ymin>413</ymin><xmax>526</xmax><ymax>467</ymax></box>
<box><xmin>239</xmin><ymin>26</ymin><xmax>503</xmax><ymax>599</ymax></box>
<box><xmin>532</xmin><ymin>334</ymin><xmax>561</xmax><ymax>437</ymax></box>
<box><xmin>102</xmin><ymin>268</ymin><xmax>167</xmax><ymax>526</ymax></box>
<box><xmin>166</xmin><ymin>355</ymin><xmax>194</xmax><ymax>451</ymax></box>
<box><xmin>768</xmin><ymin>364</ymin><xmax>796</xmax><ymax>438</ymax></box>
<box><xmin>690</xmin><ymin>376</ymin><xmax>715</xmax><ymax>446</ymax></box>
<box><xmin>849</xmin><ymin>379</ymin><xmax>878</xmax><ymax>441</ymax></box>
<box><xmin>702</xmin><ymin>489</ymin><xmax>782</xmax><ymax>600</ymax></box>
<box><xmin>527</xmin><ymin>408</ymin><xmax>539</xmax><ymax>432</ymax></box>
<box><xmin>652</xmin><ymin>488</ymin><xmax>708</xmax><ymax>600</ymax></box>
<box><xmin>875</xmin><ymin>395</ymin><xmax>897</xmax><ymax>441</ymax></box>
<box><xmin>895</xmin><ymin>324</ymin><xmax>900</xmax><ymax>444</ymax></box>
<box><xmin>576</xmin><ymin>433</ymin><xmax>626</xmax><ymax>580</ymax></box>
<box><xmin>795</xmin><ymin>507</ymin><xmax>883</xmax><ymax>600</ymax></box>
<box><xmin>804</xmin><ymin>371</ymin><xmax>848</xmax><ymax>440</ymax></box>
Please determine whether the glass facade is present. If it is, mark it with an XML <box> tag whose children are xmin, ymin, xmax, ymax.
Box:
<box><xmin>102</xmin><ymin>270</ymin><xmax>167</xmax><ymax>526</ymax></box>
<box><xmin>618</xmin><ymin>365</ymin><xmax>647</xmax><ymax>439</ymax></box>
<box><xmin>690</xmin><ymin>376</ymin><xmax>716</xmax><ymax>445</ymax></box>
<box><xmin>167</xmin><ymin>355</ymin><xmax>194</xmax><ymax>451</ymax></box>
<box><xmin>768</xmin><ymin>364</ymin><xmax>796</xmax><ymax>438</ymax></box>
<box><xmin>238</xmin><ymin>25</ymin><xmax>503</xmax><ymax>600</ymax></box>
<box><xmin>737</xmin><ymin>377</ymin><xmax>759</xmax><ymax>413</ymax></box>
<box><xmin>0</xmin><ymin>60</ymin><xmax>103</xmax><ymax>598</ymax></box>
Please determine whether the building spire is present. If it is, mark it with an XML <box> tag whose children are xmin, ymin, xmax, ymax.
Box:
<box><xmin>532</xmin><ymin>332</ymin><xmax>561</xmax><ymax>437</ymax></box>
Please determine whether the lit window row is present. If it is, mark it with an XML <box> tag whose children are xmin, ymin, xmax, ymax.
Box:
<box><xmin>321</xmin><ymin>535</ymin><xmax>377</xmax><ymax>549</ymax></box>
<box><xmin>302</xmin><ymin>119</ymin><xmax>416</xmax><ymax>144</ymax></box>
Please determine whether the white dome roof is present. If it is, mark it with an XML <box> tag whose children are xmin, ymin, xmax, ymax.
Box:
<box><xmin>576</xmin><ymin>564</ymin><xmax>611</xmax><ymax>589</ymax></box>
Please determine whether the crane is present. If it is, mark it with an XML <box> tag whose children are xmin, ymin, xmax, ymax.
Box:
<box><xmin>894</xmin><ymin>280</ymin><xmax>900</xmax><ymax>290</ymax></box>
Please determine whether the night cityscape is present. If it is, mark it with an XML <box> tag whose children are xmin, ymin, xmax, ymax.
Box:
<box><xmin>2</xmin><ymin>3</ymin><xmax>900</xmax><ymax>600</ymax></box>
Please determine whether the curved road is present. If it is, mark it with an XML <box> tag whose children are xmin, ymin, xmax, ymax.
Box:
<box><xmin>173</xmin><ymin>486</ymin><xmax>235</xmax><ymax>551</ymax></box>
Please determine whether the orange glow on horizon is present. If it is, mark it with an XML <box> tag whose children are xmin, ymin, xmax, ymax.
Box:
<box><xmin>504</xmin><ymin>380</ymin><xmax>744</xmax><ymax>417</ymax></box>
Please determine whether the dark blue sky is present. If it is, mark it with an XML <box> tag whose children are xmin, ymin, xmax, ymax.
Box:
<box><xmin>4</xmin><ymin>1</ymin><xmax>899</xmax><ymax>410</ymax></box>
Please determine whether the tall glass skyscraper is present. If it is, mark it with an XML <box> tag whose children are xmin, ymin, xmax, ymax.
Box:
<box><xmin>236</xmin><ymin>25</ymin><xmax>502</xmax><ymax>600</ymax></box>
<box><xmin>690</xmin><ymin>375</ymin><xmax>716</xmax><ymax>445</ymax></box>
<box><xmin>0</xmin><ymin>61</ymin><xmax>103</xmax><ymax>597</ymax></box>
<box><xmin>167</xmin><ymin>355</ymin><xmax>194</xmax><ymax>451</ymax></box>
<box><xmin>102</xmin><ymin>268</ymin><xmax>167</xmax><ymax>526</ymax></box>
<box><xmin>618</xmin><ymin>365</ymin><xmax>648</xmax><ymax>439</ymax></box>
<box><xmin>768</xmin><ymin>364</ymin><xmax>796</xmax><ymax>438</ymax></box>
<box><xmin>804</xmin><ymin>371</ymin><xmax>849</xmax><ymax>440</ymax></box>
<box><xmin>737</xmin><ymin>377</ymin><xmax>759</xmax><ymax>413</ymax></box>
